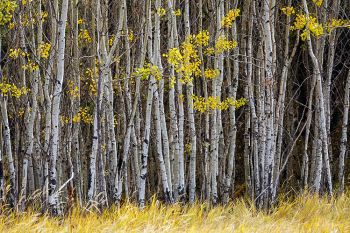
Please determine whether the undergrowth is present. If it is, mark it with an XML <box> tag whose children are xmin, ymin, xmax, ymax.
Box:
<box><xmin>0</xmin><ymin>193</ymin><xmax>349</xmax><ymax>232</ymax></box>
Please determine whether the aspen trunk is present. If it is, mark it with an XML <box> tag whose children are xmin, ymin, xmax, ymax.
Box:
<box><xmin>223</xmin><ymin>1</ymin><xmax>239</xmax><ymax>202</ymax></box>
<box><xmin>49</xmin><ymin>0</ymin><xmax>69</xmax><ymax>215</ymax></box>
<box><xmin>338</xmin><ymin>70</ymin><xmax>350</xmax><ymax>194</ymax></box>
<box><xmin>0</xmin><ymin>61</ymin><xmax>17</xmax><ymax>208</ymax></box>
<box><xmin>302</xmin><ymin>0</ymin><xmax>333</xmax><ymax>195</ymax></box>
<box><xmin>139</xmin><ymin>0</ymin><xmax>156</xmax><ymax>208</ymax></box>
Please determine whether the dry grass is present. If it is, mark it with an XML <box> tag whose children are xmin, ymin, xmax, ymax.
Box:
<box><xmin>0</xmin><ymin>193</ymin><xmax>349</xmax><ymax>232</ymax></box>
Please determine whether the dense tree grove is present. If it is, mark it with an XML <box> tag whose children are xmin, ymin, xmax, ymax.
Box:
<box><xmin>0</xmin><ymin>0</ymin><xmax>350</xmax><ymax>214</ymax></box>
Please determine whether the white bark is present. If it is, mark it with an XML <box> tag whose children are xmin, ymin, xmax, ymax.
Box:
<box><xmin>20</xmin><ymin>5</ymin><xmax>42</xmax><ymax>211</ymax></box>
<box><xmin>338</xmin><ymin>70</ymin><xmax>350</xmax><ymax>194</ymax></box>
<box><xmin>0</xmin><ymin>63</ymin><xmax>16</xmax><ymax>207</ymax></box>
<box><xmin>139</xmin><ymin>0</ymin><xmax>156</xmax><ymax>208</ymax></box>
<box><xmin>302</xmin><ymin>0</ymin><xmax>333</xmax><ymax>195</ymax></box>
<box><xmin>262</xmin><ymin>0</ymin><xmax>275</xmax><ymax>208</ymax></box>
<box><xmin>184</xmin><ymin>0</ymin><xmax>196</xmax><ymax>204</ymax></box>
<box><xmin>223</xmin><ymin>1</ymin><xmax>239</xmax><ymax>202</ymax></box>
<box><xmin>166</xmin><ymin>0</ymin><xmax>181</xmax><ymax>201</ymax></box>
<box><xmin>49</xmin><ymin>0</ymin><xmax>69</xmax><ymax>215</ymax></box>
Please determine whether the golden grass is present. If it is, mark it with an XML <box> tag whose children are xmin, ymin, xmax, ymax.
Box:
<box><xmin>0</xmin><ymin>193</ymin><xmax>349</xmax><ymax>233</ymax></box>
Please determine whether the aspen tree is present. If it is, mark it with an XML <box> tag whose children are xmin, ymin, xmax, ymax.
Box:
<box><xmin>70</xmin><ymin>0</ymin><xmax>83</xmax><ymax>206</ymax></box>
<box><xmin>43</xmin><ymin>0</ymin><xmax>58</xmax><ymax>207</ymax></box>
<box><xmin>139</xmin><ymin>0</ymin><xmax>156</xmax><ymax>208</ymax></box>
<box><xmin>166</xmin><ymin>0</ymin><xmax>181</xmax><ymax>201</ymax></box>
<box><xmin>20</xmin><ymin>0</ymin><xmax>45</xmax><ymax>210</ymax></box>
<box><xmin>338</xmin><ymin>70</ymin><xmax>350</xmax><ymax>194</ymax></box>
<box><xmin>153</xmin><ymin>0</ymin><xmax>172</xmax><ymax>203</ymax></box>
<box><xmin>184</xmin><ymin>0</ymin><xmax>196</xmax><ymax>204</ymax></box>
<box><xmin>0</xmin><ymin>0</ymin><xmax>349</xmax><ymax>213</ymax></box>
<box><xmin>49</xmin><ymin>0</ymin><xmax>69</xmax><ymax>215</ymax></box>
<box><xmin>302</xmin><ymin>0</ymin><xmax>332</xmax><ymax>195</ymax></box>
<box><xmin>0</xmin><ymin>36</ymin><xmax>17</xmax><ymax>207</ymax></box>
<box><xmin>223</xmin><ymin>0</ymin><xmax>239</xmax><ymax>204</ymax></box>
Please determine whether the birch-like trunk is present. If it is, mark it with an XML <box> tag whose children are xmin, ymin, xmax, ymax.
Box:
<box><xmin>49</xmin><ymin>0</ymin><xmax>69</xmax><ymax>215</ymax></box>
<box><xmin>20</xmin><ymin>4</ymin><xmax>42</xmax><ymax>211</ymax></box>
<box><xmin>184</xmin><ymin>0</ymin><xmax>197</xmax><ymax>204</ymax></box>
<box><xmin>0</xmin><ymin>41</ymin><xmax>17</xmax><ymax>207</ymax></box>
<box><xmin>223</xmin><ymin>0</ymin><xmax>239</xmax><ymax>203</ymax></box>
<box><xmin>43</xmin><ymin>0</ymin><xmax>58</xmax><ymax>207</ymax></box>
<box><xmin>116</xmin><ymin>0</ymin><xmax>144</xmax><ymax>202</ymax></box>
<box><xmin>139</xmin><ymin>0</ymin><xmax>156</xmax><ymax>208</ymax></box>
<box><xmin>338</xmin><ymin>70</ymin><xmax>350</xmax><ymax>194</ymax></box>
<box><xmin>166</xmin><ymin>0</ymin><xmax>181</xmax><ymax>201</ymax></box>
<box><xmin>302</xmin><ymin>0</ymin><xmax>333</xmax><ymax>195</ymax></box>
<box><xmin>70</xmin><ymin>0</ymin><xmax>83</xmax><ymax>206</ymax></box>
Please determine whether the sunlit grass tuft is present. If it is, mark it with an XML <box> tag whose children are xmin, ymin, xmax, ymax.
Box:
<box><xmin>0</xmin><ymin>192</ymin><xmax>349</xmax><ymax>232</ymax></box>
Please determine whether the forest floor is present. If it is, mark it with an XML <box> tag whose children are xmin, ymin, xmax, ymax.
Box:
<box><xmin>0</xmin><ymin>193</ymin><xmax>349</xmax><ymax>232</ymax></box>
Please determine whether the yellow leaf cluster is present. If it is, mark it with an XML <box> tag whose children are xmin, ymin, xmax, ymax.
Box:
<box><xmin>166</xmin><ymin>48</ymin><xmax>183</xmax><ymax>66</ymax></box>
<box><xmin>7</xmin><ymin>22</ymin><xmax>14</xmax><ymax>29</ymax></box>
<box><xmin>38</xmin><ymin>42</ymin><xmax>51</xmax><ymax>59</ymax></box>
<box><xmin>0</xmin><ymin>82</ymin><xmax>29</xmax><ymax>98</ymax></box>
<box><xmin>128</xmin><ymin>30</ymin><xmax>134</xmax><ymax>42</ymax></box>
<box><xmin>114</xmin><ymin>115</ymin><xmax>118</xmax><ymax>126</ymax></box>
<box><xmin>17</xmin><ymin>107</ymin><xmax>25</xmax><ymax>117</ymax></box>
<box><xmin>78</xmin><ymin>18</ymin><xmax>84</xmax><ymax>25</ymax></box>
<box><xmin>173</xmin><ymin>9</ymin><xmax>181</xmax><ymax>17</ymax></box>
<box><xmin>204</xmin><ymin>47</ymin><xmax>215</xmax><ymax>56</ymax></box>
<box><xmin>0</xmin><ymin>0</ymin><xmax>17</xmax><ymax>26</ymax></box>
<box><xmin>195</xmin><ymin>30</ymin><xmax>210</xmax><ymax>47</ymax></box>
<box><xmin>9</xmin><ymin>48</ymin><xmax>39</xmax><ymax>72</ymax></box>
<box><xmin>68</xmin><ymin>80</ymin><xmax>80</xmax><ymax>99</ymax></box>
<box><xmin>22</xmin><ymin>60</ymin><xmax>39</xmax><ymax>72</ymax></box>
<box><xmin>291</xmin><ymin>14</ymin><xmax>324</xmax><ymax>40</ymax></box>
<box><xmin>165</xmin><ymin>29</ymin><xmax>239</xmax><ymax>84</ymax></box>
<box><xmin>20</xmin><ymin>14</ymin><xmax>36</xmax><ymax>27</ymax></box>
<box><xmin>157</xmin><ymin>8</ymin><xmax>166</xmax><ymax>17</ymax></box>
<box><xmin>312</xmin><ymin>0</ymin><xmax>323</xmax><ymax>7</ymax></box>
<box><xmin>180</xmin><ymin>38</ymin><xmax>202</xmax><ymax>83</ymax></box>
<box><xmin>281</xmin><ymin>7</ymin><xmax>295</xmax><ymax>17</ymax></box>
<box><xmin>134</xmin><ymin>63</ymin><xmax>162</xmax><ymax>81</ymax></box>
<box><xmin>78</xmin><ymin>29</ymin><xmax>92</xmax><ymax>45</ymax></box>
<box><xmin>41</xmin><ymin>11</ymin><xmax>48</xmax><ymax>22</ymax></box>
<box><xmin>8</xmin><ymin>48</ymin><xmax>21</xmax><ymax>59</ymax></box>
<box><xmin>221</xmin><ymin>9</ymin><xmax>240</xmax><ymax>28</ymax></box>
<box><xmin>60</xmin><ymin>115</ymin><xmax>69</xmax><ymax>125</ymax></box>
<box><xmin>165</xmin><ymin>35</ymin><xmax>202</xmax><ymax>84</ymax></box>
<box><xmin>109</xmin><ymin>35</ymin><xmax>115</xmax><ymax>47</ymax></box>
<box><xmin>169</xmin><ymin>76</ymin><xmax>176</xmax><ymax>89</ymax></box>
<box><xmin>73</xmin><ymin>107</ymin><xmax>93</xmax><ymax>124</ymax></box>
<box><xmin>215</xmin><ymin>35</ymin><xmax>238</xmax><ymax>53</ymax></box>
<box><xmin>204</xmin><ymin>69</ymin><xmax>220</xmax><ymax>79</ymax></box>
<box><xmin>192</xmin><ymin>95</ymin><xmax>247</xmax><ymax>113</ymax></box>
<box><xmin>84</xmin><ymin>68</ymin><xmax>98</xmax><ymax>96</ymax></box>
<box><xmin>327</xmin><ymin>19</ymin><xmax>350</xmax><ymax>32</ymax></box>
<box><xmin>307</xmin><ymin>18</ymin><xmax>324</xmax><ymax>38</ymax></box>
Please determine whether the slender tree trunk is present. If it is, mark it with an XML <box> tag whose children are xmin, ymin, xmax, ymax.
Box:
<box><xmin>223</xmin><ymin>0</ymin><xmax>239</xmax><ymax>203</ymax></box>
<box><xmin>139</xmin><ymin>0</ymin><xmax>156</xmax><ymax>208</ymax></box>
<box><xmin>49</xmin><ymin>0</ymin><xmax>69</xmax><ymax>215</ymax></box>
<box><xmin>338</xmin><ymin>70</ymin><xmax>350</xmax><ymax>194</ymax></box>
<box><xmin>302</xmin><ymin>0</ymin><xmax>332</xmax><ymax>195</ymax></box>
<box><xmin>0</xmin><ymin>39</ymin><xmax>17</xmax><ymax>207</ymax></box>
